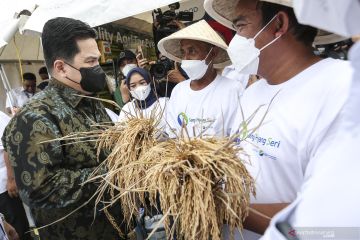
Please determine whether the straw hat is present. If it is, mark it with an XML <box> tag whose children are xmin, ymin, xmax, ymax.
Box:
<box><xmin>204</xmin><ymin>0</ymin><xmax>348</xmax><ymax>45</ymax></box>
<box><xmin>157</xmin><ymin>20</ymin><xmax>231</xmax><ymax>69</ymax></box>
<box><xmin>313</xmin><ymin>30</ymin><xmax>349</xmax><ymax>46</ymax></box>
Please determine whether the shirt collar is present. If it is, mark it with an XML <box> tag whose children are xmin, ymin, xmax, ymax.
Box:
<box><xmin>48</xmin><ymin>78</ymin><xmax>85</xmax><ymax>108</ymax></box>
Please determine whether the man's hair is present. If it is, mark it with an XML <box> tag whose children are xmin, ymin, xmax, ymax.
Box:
<box><xmin>23</xmin><ymin>72</ymin><xmax>36</xmax><ymax>81</ymax></box>
<box><xmin>260</xmin><ymin>2</ymin><xmax>317</xmax><ymax>46</ymax></box>
<box><xmin>41</xmin><ymin>17</ymin><xmax>96</xmax><ymax>72</ymax></box>
<box><xmin>38</xmin><ymin>66</ymin><xmax>48</xmax><ymax>75</ymax></box>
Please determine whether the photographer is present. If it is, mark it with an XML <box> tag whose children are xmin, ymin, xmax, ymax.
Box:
<box><xmin>115</xmin><ymin>50</ymin><xmax>139</xmax><ymax>106</ymax></box>
<box><xmin>150</xmin><ymin>51</ymin><xmax>188</xmax><ymax>98</ymax></box>
<box><xmin>151</xmin><ymin>4</ymin><xmax>192</xmax><ymax>97</ymax></box>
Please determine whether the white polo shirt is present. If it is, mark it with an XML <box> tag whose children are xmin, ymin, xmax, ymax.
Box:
<box><xmin>5</xmin><ymin>87</ymin><xmax>34</xmax><ymax>109</ymax></box>
<box><xmin>166</xmin><ymin>74</ymin><xmax>244</xmax><ymax>138</ymax></box>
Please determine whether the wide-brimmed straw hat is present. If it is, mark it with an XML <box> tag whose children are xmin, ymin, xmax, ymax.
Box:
<box><xmin>157</xmin><ymin>20</ymin><xmax>231</xmax><ymax>69</ymax></box>
<box><xmin>204</xmin><ymin>0</ymin><xmax>348</xmax><ymax>45</ymax></box>
<box><xmin>313</xmin><ymin>30</ymin><xmax>349</xmax><ymax>46</ymax></box>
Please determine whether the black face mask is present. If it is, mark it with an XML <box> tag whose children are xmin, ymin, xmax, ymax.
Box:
<box><xmin>65</xmin><ymin>62</ymin><xmax>107</xmax><ymax>93</ymax></box>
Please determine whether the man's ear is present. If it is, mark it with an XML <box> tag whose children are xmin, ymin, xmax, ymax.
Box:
<box><xmin>274</xmin><ymin>11</ymin><xmax>290</xmax><ymax>38</ymax></box>
<box><xmin>53</xmin><ymin>60</ymin><xmax>67</xmax><ymax>77</ymax></box>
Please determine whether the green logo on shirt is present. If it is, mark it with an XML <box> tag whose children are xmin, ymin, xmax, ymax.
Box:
<box><xmin>177</xmin><ymin>112</ymin><xmax>189</xmax><ymax>126</ymax></box>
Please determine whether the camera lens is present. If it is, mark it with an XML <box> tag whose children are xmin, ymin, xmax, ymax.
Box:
<box><xmin>150</xmin><ymin>64</ymin><xmax>166</xmax><ymax>79</ymax></box>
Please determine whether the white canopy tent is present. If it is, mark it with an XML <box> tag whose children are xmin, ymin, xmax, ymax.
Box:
<box><xmin>23</xmin><ymin>0</ymin><xmax>181</xmax><ymax>35</ymax></box>
<box><xmin>0</xmin><ymin>0</ymin><xmax>206</xmax><ymax>112</ymax></box>
<box><xmin>0</xmin><ymin>0</ymin><xmax>188</xmax><ymax>112</ymax></box>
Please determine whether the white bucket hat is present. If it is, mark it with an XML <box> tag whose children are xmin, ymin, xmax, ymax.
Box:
<box><xmin>203</xmin><ymin>0</ymin><xmax>348</xmax><ymax>45</ymax></box>
<box><xmin>157</xmin><ymin>20</ymin><xmax>231</xmax><ymax>69</ymax></box>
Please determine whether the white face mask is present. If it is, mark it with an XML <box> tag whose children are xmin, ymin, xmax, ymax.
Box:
<box><xmin>122</xmin><ymin>64</ymin><xmax>137</xmax><ymax>77</ymax></box>
<box><xmin>130</xmin><ymin>84</ymin><xmax>151</xmax><ymax>101</ymax></box>
<box><xmin>181</xmin><ymin>48</ymin><xmax>213</xmax><ymax>80</ymax></box>
<box><xmin>227</xmin><ymin>15</ymin><xmax>281</xmax><ymax>75</ymax></box>
<box><xmin>293</xmin><ymin>0</ymin><xmax>360</xmax><ymax>37</ymax></box>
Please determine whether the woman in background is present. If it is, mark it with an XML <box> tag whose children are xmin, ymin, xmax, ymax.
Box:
<box><xmin>118</xmin><ymin>67</ymin><xmax>167</xmax><ymax>129</ymax></box>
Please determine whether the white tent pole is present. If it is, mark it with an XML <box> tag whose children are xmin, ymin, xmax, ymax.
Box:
<box><xmin>0</xmin><ymin>64</ymin><xmax>15</xmax><ymax>108</ymax></box>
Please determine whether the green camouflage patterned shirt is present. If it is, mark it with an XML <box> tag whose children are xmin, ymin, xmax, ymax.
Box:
<box><xmin>2</xmin><ymin>79</ymin><xmax>124</xmax><ymax>240</ymax></box>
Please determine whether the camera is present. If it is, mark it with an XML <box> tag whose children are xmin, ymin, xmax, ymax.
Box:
<box><xmin>315</xmin><ymin>39</ymin><xmax>352</xmax><ymax>60</ymax></box>
<box><xmin>150</xmin><ymin>57</ymin><xmax>174</xmax><ymax>80</ymax></box>
<box><xmin>152</xmin><ymin>3</ymin><xmax>194</xmax><ymax>43</ymax></box>
<box><xmin>153</xmin><ymin>3</ymin><xmax>193</xmax><ymax>29</ymax></box>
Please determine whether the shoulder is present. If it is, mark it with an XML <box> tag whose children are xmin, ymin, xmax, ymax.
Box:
<box><xmin>119</xmin><ymin>101</ymin><xmax>136</xmax><ymax>119</ymax></box>
<box><xmin>11</xmin><ymin>87</ymin><xmax>23</xmax><ymax>95</ymax></box>
<box><xmin>121</xmin><ymin>101</ymin><xmax>134</xmax><ymax>111</ymax></box>
<box><xmin>170</xmin><ymin>80</ymin><xmax>190</xmax><ymax>97</ymax></box>
<box><xmin>313</xmin><ymin>58</ymin><xmax>353</xmax><ymax>83</ymax></box>
<box><xmin>310</xmin><ymin>59</ymin><xmax>353</xmax><ymax>96</ymax></box>
<box><xmin>216</xmin><ymin>75</ymin><xmax>246</xmax><ymax>94</ymax></box>
<box><xmin>217</xmin><ymin>75</ymin><xmax>242</xmax><ymax>87</ymax></box>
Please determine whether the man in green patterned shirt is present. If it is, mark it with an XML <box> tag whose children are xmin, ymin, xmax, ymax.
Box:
<box><xmin>1</xmin><ymin>17</ymin><xmax>126</xmax><ymax>239</ymax></box>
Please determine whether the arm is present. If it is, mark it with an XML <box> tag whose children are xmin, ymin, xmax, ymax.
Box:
<box><xmin>244</xmin><ymin>203</ymin><xmax>289</xmax><ymax>234</ymax></box>
<box><xmin>4</xmin><ymin>151</ymin><xmax>18</xmax><ymax>198</ymax></box>
<box><xmin>4</xmin><ymin>111</ymin><xmax>104</xmax><ymax>209</ymax></box>
<box><xmin>120</xmin><ymin>79</ymin><xmax>131</xmax><ymax>104</ymax></box>
<box><xmin>5</xmin><ymin>95</ymin><xmax>19</xmax><ymax>116</ymax></box>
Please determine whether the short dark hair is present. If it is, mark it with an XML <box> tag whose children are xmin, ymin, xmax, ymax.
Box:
<box><xmin>260</xmin><ymin>2</ymin><xmax>317</xmax><ymax>46</ymax></box>
<box><xmin>38</xmin><ymin>66</ymin><xmax>48</xmax><ymax>75</ymax></box>
<box><xmin>41</xmin><ymin>17</ymin><xmax>96</xmax><ymax>72</ymax></box>
<box><xmin>118</xmin><ymin>50</ymin><xmax>137</xmax><ymax>67</ymax></box>
<box><xmin>23</xmin><ymin>72</ymin><xmax>36</xmax><ymax>81</ymax></box>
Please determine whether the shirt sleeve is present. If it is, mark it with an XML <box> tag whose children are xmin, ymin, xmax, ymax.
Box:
<box><xmin>3</xmin><ymin>110</ymin><xmax>104</xmax><ymax>209</ymax></box>
<box><xmin>118</xmin><ymin>102</ymin><xmax>133</xmax><ymax>122</ymax></box>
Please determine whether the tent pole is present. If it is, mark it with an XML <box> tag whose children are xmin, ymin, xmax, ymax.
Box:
<box><xmin>0</xmin><ymin>64</ymin><xmax>15</xmax><ymax>109</ymax></box>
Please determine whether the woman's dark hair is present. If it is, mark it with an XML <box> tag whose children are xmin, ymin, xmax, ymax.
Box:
<box><xmin>260</xmin><ymin>2</ymin><xmax>317</xmax><ymax>46</ymax></box>
<box><xmin>41</xmin><ymin>17</ymin><xmax>96</xmax><ymax>72</ymax></box>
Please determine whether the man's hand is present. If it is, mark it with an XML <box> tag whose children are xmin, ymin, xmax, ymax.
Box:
<box><xmin>244</xmin><ymin>203</ymin><xmax>290</xmax><ymax>234</ymax></box>
<box><xmin>136</xmin><ymin>53</ymin><xmax>148</xmax><ymax>68</ymax></box>
<box><xmin>4</xmin><ymin>221</ymin><xmax>19</xmax><ymax>240</ymax></box>
<box><xmin>120</xmin><ymin>79</ymin><xmax>131</xmax><ymax>104</ymax></box>
<box><xmin>136</xmin><ymin>53</ymin><xmax>156</xmax><ymax>68</ymax></box>
<box><xmin>167</xmin><ymin>69</ymin><xmax>186</xmax><ymax>83</ymax></box>
<box><xmin>6</xmin><ymin>177</ymin><xmax>18</xmax><ymax>198</ymax></box>
<box><xmin>10</xmin><ymin>107</ymin><xmax>20</xmax><ymax>116</ymax></box>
